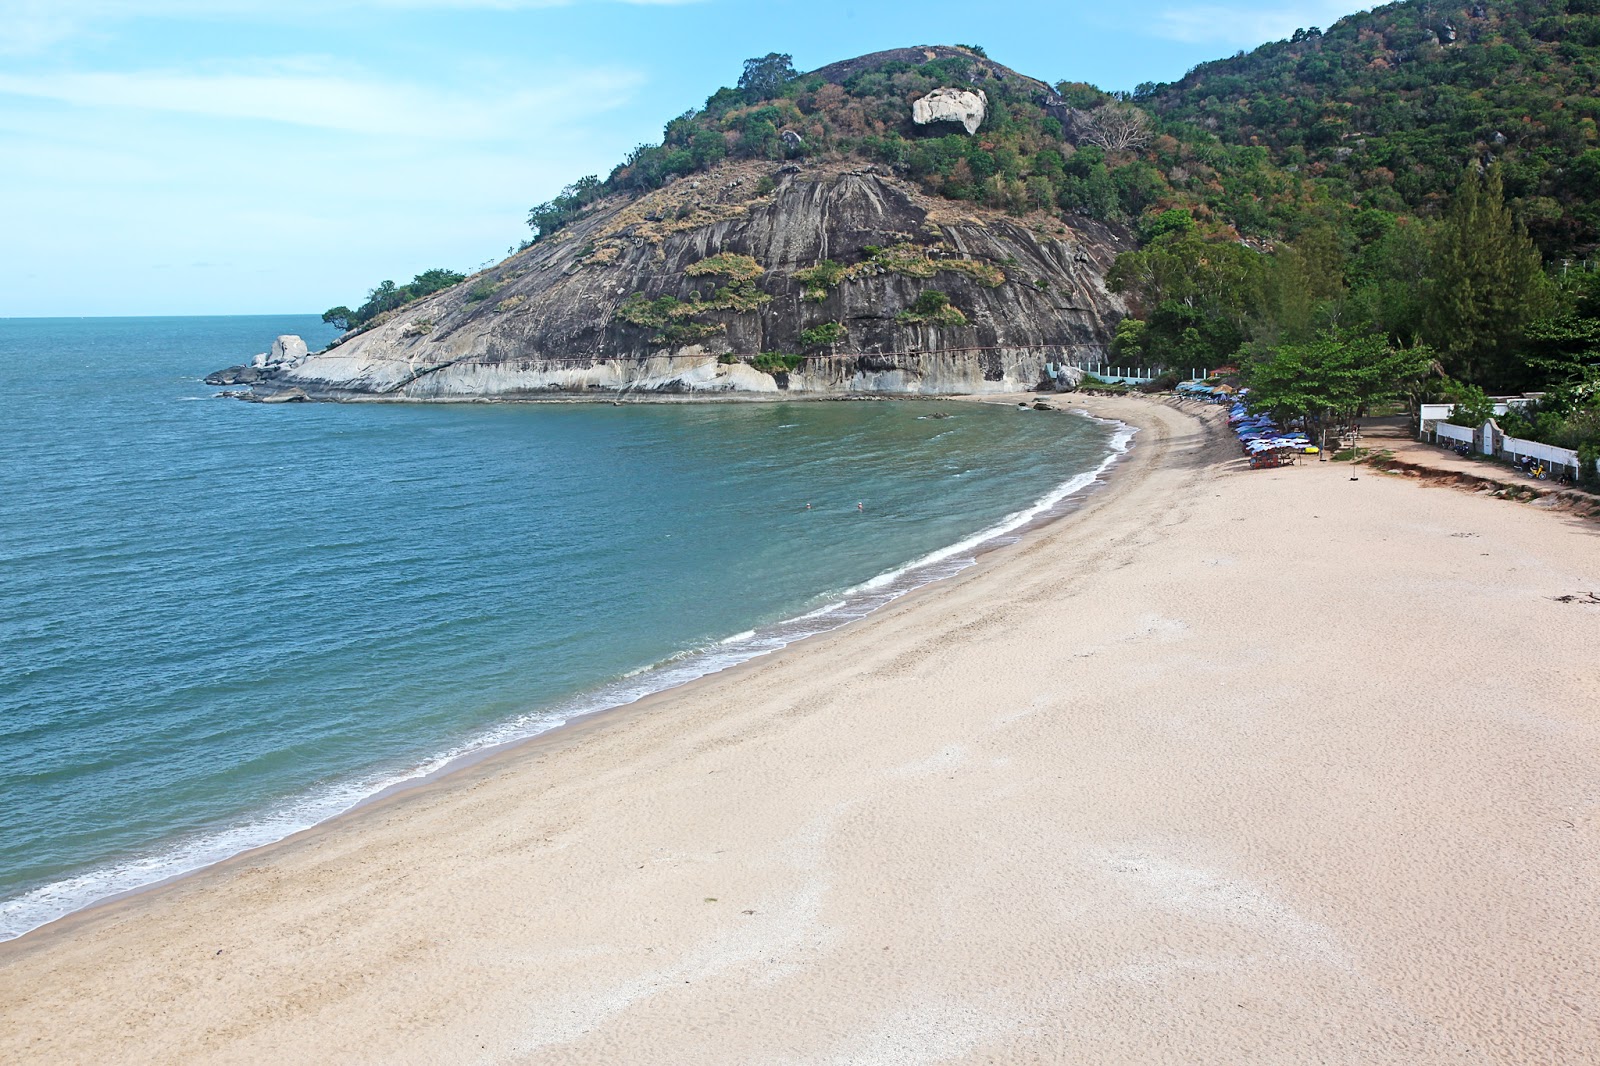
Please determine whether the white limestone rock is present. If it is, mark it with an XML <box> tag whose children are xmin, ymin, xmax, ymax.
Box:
<box><xmin>252</xmin><ymin>334</ymin><xmax>310</xmax><ymax>369</ymax></box>
<box><xmin>912</xmin><ymin>87</ymin><xmax>988</xmax><ymax>135</ymax></box>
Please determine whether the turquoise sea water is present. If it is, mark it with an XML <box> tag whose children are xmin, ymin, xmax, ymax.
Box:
<box><xmin>0</xmin><ymin>315</ymin><xmax>1127</xmax><ymax>940</ymax></box>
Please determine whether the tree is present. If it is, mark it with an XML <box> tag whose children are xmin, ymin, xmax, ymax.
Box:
<box><xmin>1443</xmin><ymin>380</ymin><xmax>1497</xmax><ymax>428</ymax></box>
<box><xmin>526</xmin><ymin>175</ymin><xmax>605</xmax><ymax>240</ymax></box>
<box><xmin>1079</xmin><ymin>102</ymin><xmax>1153</xmax><ymax>152</ymax></box>
<box><xmin>1260</xmin><ymin>225</ymin><xmax>1348</xmax><ymax>343</ymax></box>
<box><xmin>1244</xmin><ymin>332</ymin><xmax>1433</xmax><ymax>438</ymax></box>
<box><xmin>1055</xmin><ymin>81</ymin><xmax>1111</xmax><ymax>109</ymax></box>
<box><xmin>1107</xmin><ymin>230</ymin><xmax>1268</xmax><ymax>329</ymax></box>
<box><xmin>1347</xmin><ymin>217</ymin><xmax>1433</xmax><ymax>348</ymax></box>
<box><xmin>1143</xmin><ymin>208</ymin><xmax>1195</xmax><ymax>242</ymax></box>
<box><xmin>321</xmin><ymin>306</ymin><xmax>353</xmax><ymax>331</ymax></box>
<box><xmin>407</xmin><ymin>268</ymin><xmax>467</xmax><ymax>297</ymax></box>
<box><xmin>1523</xmin><ymin>268</ymin><xmax>1600</xmax><ymax>385</ymax></box>
<box><xmin>1420</xmin><ymin>166</ymin><xmax>1550</xmax><ymax>387</ymax></box>
<box><xmin>737</xmin><ymin>54</ymin><xmax>796</xmax><ymax>100</ymax></box>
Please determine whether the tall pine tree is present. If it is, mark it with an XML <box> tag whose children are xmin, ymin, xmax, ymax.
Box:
<box><xmin>1424</xmin><ymin>166</ymin><xmax>1550</xmax><ymax>389</ymax></box>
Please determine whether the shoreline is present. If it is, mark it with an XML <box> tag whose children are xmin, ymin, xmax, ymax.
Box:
<box><xmin>5</xmin><ymin>392</ymin><xmax>1597</xmax><ymax>1064</ymax></box>
<box><xmin>0</xmin><ymin>394</ymin><xmax>1138</xmax><ymax>947</ymax></box>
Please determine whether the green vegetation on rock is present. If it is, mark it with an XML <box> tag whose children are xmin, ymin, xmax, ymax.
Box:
<box><xmin>750</xmin><ymin>351</ymin><xmax>804</xmax><ymax>374</ymax></box>
<box><xmin>794</xmin><ymin>259</ymin><xmax>848</xmax><ymax>301</ymax></box>
<box><xmin>799</xmin><ymin>322</ymin><xmax>848</xmax><ymax>349</ymax></box>
<box><xmin>614</xmin><ymin>294</ymin><xmax>727</xmax><ymax>345</ymax></box>
<box><xmin>1144</xmin><ymin>0</ymin><xmax>1600</xmax><ymax>255</ymax></box>
<box><xmin>323</xmin><ymin>267</ymin><xmax>466</xmax><ymax>332</ymax></box>
<box><xmin>685</xmin><ymin>253</ymin><xmax>765</xmax><ymax>284</ymax></box>
<box><xmin>896</xmin><ymin>291</ymin><xmax>969</xmax><ymax>327</ymax></box>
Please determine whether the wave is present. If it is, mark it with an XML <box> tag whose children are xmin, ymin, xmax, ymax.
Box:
<box><xmin>0</xmin><ymin>413</ymin><xmax>1136</xmax><ymax>944</ymax></box>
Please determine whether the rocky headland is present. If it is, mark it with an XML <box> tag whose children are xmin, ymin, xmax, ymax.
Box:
<box><xmin>210</xmin><ymin>47</ymin><xmax>1133</xmax><ymax>402</ymax></box>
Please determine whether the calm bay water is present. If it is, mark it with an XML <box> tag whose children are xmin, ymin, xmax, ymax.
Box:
<box><xmin>0</xmin><ymin>315</ymin><xmax>1125</xmax><ymax>940</ymax></box>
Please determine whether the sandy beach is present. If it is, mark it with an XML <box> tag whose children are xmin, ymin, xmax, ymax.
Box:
<box><xmin>3</xmin><ymin>395</ymin><xmax>1597</xmax><ymax>1064</ymax></box>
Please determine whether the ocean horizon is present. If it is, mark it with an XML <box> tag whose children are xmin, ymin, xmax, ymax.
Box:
<box><xmin>0</xmin><ymin>314</ymin><xmax>1128</xmax><ymax>940</ymax></box>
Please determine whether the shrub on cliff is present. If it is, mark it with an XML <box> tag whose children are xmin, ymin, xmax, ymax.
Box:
<box><xmin>324</xmin><ymin>268</ymin><xmax>467</xmax><ymax>333</ymax></box>
<box><xmin>896</xmin><ymin>291</ymin><xmax>968</xmax><ymax>327</ymax></box>
<box><xmin>800</xmin><ymin>322</ymin><xmax>847</xmax><ymax>349</ymax></box>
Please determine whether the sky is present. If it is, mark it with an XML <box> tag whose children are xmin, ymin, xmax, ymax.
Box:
<box><xmin>0</xmin><ymin>0</ymin><xmax>1362</xmax><ymax>317</ymax></box>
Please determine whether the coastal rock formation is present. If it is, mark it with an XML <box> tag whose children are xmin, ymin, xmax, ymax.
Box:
<box><xmin>212</xmin><ymin>161</ymin><xmax>1129</xmax><ymax>401</ymax></box>
<box><xmin>252</xmin><ymin>334</ymin><xmax>309</xmax><ymax>369</ymax></box>
<box><xmin>211</xmin><ymin>43</ymin><xmax>1138</xmax><ymax>403</ymax></box>
<box><xmin>911</xmin><ymin>87</ymin><xmax>988</xmax><ymax>135</ymax></box>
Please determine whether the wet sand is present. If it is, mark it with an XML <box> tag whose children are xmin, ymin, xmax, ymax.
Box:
<box><xmin>3</xmin><ymin>395</ymin><xmax>1597</xmax><ymax>1064</ymax></box>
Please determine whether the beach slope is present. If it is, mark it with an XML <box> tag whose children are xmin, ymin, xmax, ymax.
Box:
<box><xmin>2</xmin><ymin>397</ymin><xmax>1597</xmax><ymax>1064</ymax></box>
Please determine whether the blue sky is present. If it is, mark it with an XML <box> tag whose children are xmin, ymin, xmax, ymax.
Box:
<box><xmin>0</xmin><ymin>0</ymin><xmax>1360</xmax><ymax>316</ymax></box>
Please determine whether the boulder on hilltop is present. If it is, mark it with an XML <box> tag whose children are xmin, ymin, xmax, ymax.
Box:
<box><xmin>912</xmin><ymin>87</ymin><xmax>988</xmax><ymax>135</ymax></box>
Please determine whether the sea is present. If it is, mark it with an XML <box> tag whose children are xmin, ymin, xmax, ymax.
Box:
<box><xmin>0</xmin><ymin>315</ymin><xmax>1130</xmax><ymax>941</ymax></box>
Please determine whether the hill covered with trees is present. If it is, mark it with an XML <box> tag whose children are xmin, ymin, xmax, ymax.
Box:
<box><xmin>308</xmin><ymin>11</ymin><xmax>1597</xmax><ymax>464</ymax></box>
<box><xmin>1142</xmin><ymin>0</ymin><xmax>1600</xmax><ymax>257</ymax></box>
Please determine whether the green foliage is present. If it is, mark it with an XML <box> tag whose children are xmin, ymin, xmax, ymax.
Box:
<box><xmin>685</xmin><ymin>253</ymin><xmax>764</xmax><ymax>284</ymax></box>
<box><xmin>681</xmin><ymin>254</ymin><xmax>771</xmax><ymax>312</ymax></box>
<box><xmin>1075</xmin><ymin>372</ymin><xmax>1128</xmax><ymax>393</ymax></box>
<box><xmin>1142</xmin><ymin>209</ymin><xmax>1196</xmax><ymax>242</ymax></box>
<box><xmin>852</xmin><ymin>244</ymin><xmax>1006</xmax><ymax>287</ymax></box>
<box><xmin>799</xmin><ymin>322</ymin><xmax>848</xmax><ymax>349</ymax></box>
<box><xmin>615</xmin><ymin>293</ymin><xmax>682</xmax><ymax>329</ymax></box>
<box><xmin>862</xmin><ymin>243</ymin><xmax>938</xmax><ymax>279</ymax></box>
<box><xmin>328</xmin><ymin>268</ymin><xmax>468</xmax><ymax>332</ymax></box>
<box><xmin>1524</xmin><ymin>269</ymin><xmax>1600</xmax><ymax>382</ymax></box>
<box><xmin>1145</xmin><ymin>0</ymin><xmax>1600</xmax><ymax>255</ymax></box>
<box><xmin>1107</xmin><ymin>231</ymin><xmax>1268</xmax><ymax>366</ymax></box>
<box><xmin>750</xmin><ymin>351</ymin><xmax>804</xmax><ymax>374</ymax></box>
<box><xmin>896</xmin><ymin>290</ymin><xmax>969</xmax><ymax>327</ymax></box>
<box><xmin>614</xmin><ymin>257</ymin><xmax>772</xmax><ymax>344</ymax></box>
<box><xmin>1110</xmin><ymin>317</ymin><xmax>1147</xmax><ymax>360</ymax></box>
<box><xmin>738</xmin><ymin>53</ymin><xmax>798</xmax><ymax>100</ymax></box>
<box><xmin>526</xmin><ymin>175</ymin><xmax>605</xmax><ymax>241</ymax></box>
<box><xmin>794</xmin><ymin>259</ymin><xmax>848</xmax><ymax>301</ymax></box>
<box><xmin>1489</xmin><ymin>377</ymin><xmax>1600</xmax><ymax>463</ymax></box>
<box><xmin>1421</xmin><ymin>166</ymin><xmax>1552</xmax><ymax>388</ymax></box>
<box><xmin>536</xmin><ymin>48</ymin><xmax>1277</xmax><ymax>234</ymax></box>
<box><xmin>615</xmin><ymin>293</ymin><xmax>724</xmax><ymax>343</ymax></box>
<box><xmin>1055</xmin><ymin>81</ymin><xmax>1112</xmax><ymax>108</ymax></box>
<box><xmin>1443</xmin><ymin>380</ymin><xmax>1497</xmax><ymax>427</ymax></box>
<box><xmin>1244</xmin><ymin>332</ymin><xmax>1433</xmax><ymax>435</ymax></box>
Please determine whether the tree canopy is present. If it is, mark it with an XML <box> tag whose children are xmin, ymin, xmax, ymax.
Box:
<box><xmin>323</xmin><ymin>268</ymin><xmax>467</xmax><ymax>333</ymax></box>
<box><xmin>737</xmin><ymin>53</ymin><xmax>797</xmax><ymax>100</ymax></box>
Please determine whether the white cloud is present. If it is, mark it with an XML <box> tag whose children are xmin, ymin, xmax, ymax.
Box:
<box><xmin>0</xmin><ymin>0</ymin><xmax>705</xmax><ymax>54</ymax></box>
<box><xmin>0</xmin><ymin>63</ymin><xmax>643</xmax><ymax>139</ymax></box>
<box><xmin>1149</xmin><ymin>2</ymin><xmax>1361</xmax><ymax>47</ymax></box>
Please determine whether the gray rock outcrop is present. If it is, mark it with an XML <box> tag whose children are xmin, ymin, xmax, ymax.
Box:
<box><xmin>214</xmin><ymin>160</ymin><xmax>1129</xmax><ymax>402</ymax></box>
<box><xmin>250</xmin><ymin>335</ymin><xmax>310</xmax><ymax>369</ymax></box>
<box><xmin>912</xmin><ymin>88</ymin><xmax>988</xmax><ymax>135</ymax></box>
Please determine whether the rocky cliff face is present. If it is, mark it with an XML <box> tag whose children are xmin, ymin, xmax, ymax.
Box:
<box><xmin>213</xmin><ymin>160</ymin><xmax>1130</xmax><ymax>401</ymax></box>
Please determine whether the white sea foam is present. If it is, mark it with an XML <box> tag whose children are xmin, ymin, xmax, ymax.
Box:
<box><xmin>0</xmin><ymin>414</ymin><xmax>1136</xmax><ymax>944</ymax></box>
